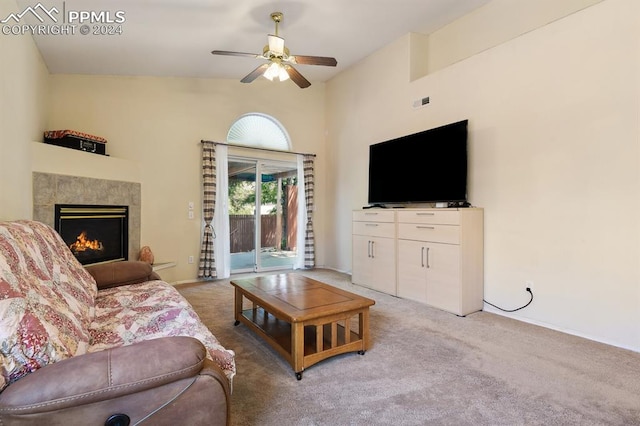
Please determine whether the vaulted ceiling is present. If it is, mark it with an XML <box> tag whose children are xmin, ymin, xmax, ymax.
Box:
<box><xmin>15</xmin><ymin>0</ymin><xmax>490</xmax><ymax>85</ymax></box>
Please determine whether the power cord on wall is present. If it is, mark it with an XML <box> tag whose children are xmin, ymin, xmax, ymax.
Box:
<box><xmin>483</xmin><ymin>287</ymin><xmax>533</xmax><ymax>312</ymax></box>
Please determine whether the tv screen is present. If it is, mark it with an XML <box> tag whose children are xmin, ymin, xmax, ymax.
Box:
<box><xmin>368</xmin><ymin>120</ymin><xmax>468</xmax><ymax>205</ymax></box>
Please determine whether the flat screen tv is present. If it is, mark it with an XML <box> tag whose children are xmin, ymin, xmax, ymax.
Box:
<box><xmin>368</xmin><ymin>119</ymin><xmax>468</xmax><ymax>205</ymax></box>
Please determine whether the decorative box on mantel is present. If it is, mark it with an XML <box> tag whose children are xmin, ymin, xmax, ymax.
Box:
<box><xmin>44</xmin><ymin>130</ymin><xmax>108</xmax><ymax>155</ymax></box>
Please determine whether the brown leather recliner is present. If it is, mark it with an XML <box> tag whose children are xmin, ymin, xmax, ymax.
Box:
<box><xmin>0</xmin><ymin>336</ymin><xmax>230</xmax><ymax>425</ymax></box>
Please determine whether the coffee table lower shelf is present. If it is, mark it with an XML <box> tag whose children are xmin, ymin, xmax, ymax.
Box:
<box><xmin>235</xmin><ymin>307</ymin><xmax>367</xmax><ymax>380</ymax></box>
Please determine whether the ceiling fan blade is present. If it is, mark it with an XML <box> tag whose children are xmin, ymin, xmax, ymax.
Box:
<box><xmin>284</xmin><ymin>65</ymin><xmax>311</xmax><ymax>89</ymax></box>
<box><xmin>211</xmin><ymin>50</ymin><xmax>261</xmax><ymax>59</ymax></box>
<box><xmin>289</xmin><ymin>55</ymin><xmax>337</xmax><ymax>67</ymax></box>
<box><xmin>241</xmin><ymin>63</ymin><xmax>270</xmax><ymax>83</ymax></box>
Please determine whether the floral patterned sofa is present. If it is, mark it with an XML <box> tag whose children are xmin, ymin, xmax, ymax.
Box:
<box><xmin>0</xmin><ymin>220</ymin><xmax>235</xmax><ymax>425</ymax></box>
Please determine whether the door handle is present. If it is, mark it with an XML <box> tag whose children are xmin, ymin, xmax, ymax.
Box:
<box><xmin>370</xmin><ymin>241</ymin><xmax>375</xmax><ymax>258</ymax></box>
<box><xmin>426</xmin><ymin>247</ymin><xmax>430</xmax><ymax>268</ymax></box>
<box><xmin>421</xmin><ymin>246</ymin><xmax>425</xmax><ymax>268</ymax></box>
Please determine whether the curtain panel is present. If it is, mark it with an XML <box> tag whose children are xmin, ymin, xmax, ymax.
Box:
<box><xmin>302</xmin><ymin>154</ymin><xmax>315</xmax><ymax>268</ymax></box>
<box><xmin>198</xmin><ymin>142</ymin><xmax>216</xmax><ymax>278</ymax></box>
<box><xmin>213</xmin><ymin>145</ymin><xmax>230</xmax><ymax>279</ymax></box>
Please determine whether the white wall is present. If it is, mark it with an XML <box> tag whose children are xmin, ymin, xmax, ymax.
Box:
<box><xmin>326</xmin><ymin>0</ymin><xmax>640</xmax><ymax>351</ymax></box>
<box><xmin>46</xmin><ymin>76</ymin><xmax>327</xmax><ymax>282</ymax></box>
<box><xmin>0</xmin><ymin>0</ymin><xmax>49</xmax><ymax>220</ymax></box>
<box><xmin>425</xmin><ymin>0</ymin><xmax>603</xmax><ymax>74</ymax></box>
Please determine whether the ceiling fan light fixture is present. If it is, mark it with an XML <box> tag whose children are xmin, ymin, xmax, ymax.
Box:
<box><xmin>264</xmin><ymin>62</ymin><xmax>289</xmax><ymax>82</ymax></box>
<box><xmin>278</xmin><ymin>66</ymin><xmax>290</xmax><ymax>81</ymax></box>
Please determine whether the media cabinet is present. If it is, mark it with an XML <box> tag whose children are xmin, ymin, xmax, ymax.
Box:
<box><xmin>352</xmin><ymin>208</ymin><xmax>484</xmax><ymax>316</ymax></box>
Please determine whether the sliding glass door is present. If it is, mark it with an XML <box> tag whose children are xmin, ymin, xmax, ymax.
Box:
<box><xmin>228</xmin><ymin>157</ymin><xmax>298</xmax><ymax>273</ymax></box>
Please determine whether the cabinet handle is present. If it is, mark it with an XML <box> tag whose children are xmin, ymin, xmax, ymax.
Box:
<box><xmin>364</xmin><ymin>212</ymin><xmax>378</xmax><ymax>215</ymax></box>
<box><xmin>426</xmin><ymin>247</ymin><xmax>430</xmax><ymax>268</ymax></box>
<box><xmin>417</xmin><ymin>212</ymin><xmax>435</xmax><ymax>216</ymax></box>
<box><xmin>367</xmin><ymin>240</ymin><xmax>371</xmax><ymax>258</ymax></box>
<box><xmin>417</xmin><ymin>226</ymin><xmax>435</xmax><ymax>230</ymax></box>
<box><xmin>371</xmin><ymin>241</ymin><xmax>375</xmax><ymax>258</ymax></box>
<box><xmin>421</xmin><ymin>246</ymin><xmax>425</xmax><ymax>268</ymax></box>
<box><xmin>365</xmin><ymin>223</ymin><xmax>379</xmax><ymax>227</ymax></box>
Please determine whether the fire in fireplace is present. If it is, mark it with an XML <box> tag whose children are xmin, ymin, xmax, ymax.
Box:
<box><xmin>54</xmin><ymin>204</ymin><xmax>128</xmax><ymax>265</ymax></box>
<box><xmin>69</xmin><ymin>231</ymin><xmax>104</xmax><ymax>254</ymax></box>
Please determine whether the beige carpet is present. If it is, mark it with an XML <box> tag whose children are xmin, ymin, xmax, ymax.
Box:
<box><xmin>177</xmin><ymin>269</ymin><xmax>640</xmax><ymax>426</ymax></box>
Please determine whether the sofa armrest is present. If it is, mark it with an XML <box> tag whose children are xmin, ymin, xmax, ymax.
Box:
<box><xmin>85</xmin><ymin>260</ymin><xmax>161</xmax><ymax>289</ymax></box>
<box><xmin>0</xmin><ymin>337</ymin><xmax>228</xmax><ymax>415</ymax></box>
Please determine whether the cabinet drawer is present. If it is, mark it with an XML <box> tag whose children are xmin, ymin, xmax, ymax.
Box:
<box><xmin>353</xmin><ymin>210</ymin><xmax>395</xmax><ymax>223</ymax></box>
<box><xmin>397</xmin><ymin>223</ymin><xmax>459</xmax><ymax>244</ymax></box>
<box><xmin>397</xmin><ymin>209</ymin><xmax>459</xmax><ymax>225</ymax></box>
<box><xmin>353</xmin><ymin>221</ymin><xmax>395</xmax><ymax>238</ymax></box>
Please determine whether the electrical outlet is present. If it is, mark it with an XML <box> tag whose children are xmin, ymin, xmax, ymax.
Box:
<box><xmin>188</xmin><ymin>201</ymin><xmax>194</xmax><ymax>210</ymax></box>
<box><xmin>188</xmin><ymin>255</ymin><xmax>194</xmax><ymax>264</ymax></box>
<box><xmin>525</xmin><ymin>280</ymin><xmax>533</xmax><ymax>293</ymax></box>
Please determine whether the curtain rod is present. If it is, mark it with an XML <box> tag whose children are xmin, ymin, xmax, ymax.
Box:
<box><xmin>200</xmin><ymin>140</ymin><xmax>316</xmax><ymax>157</ymax></box>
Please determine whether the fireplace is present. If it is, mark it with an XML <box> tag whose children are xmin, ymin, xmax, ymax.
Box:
<box><xmin>54</xmin><ymin>204</ymin><xmax>129</xmax><ymax>265</ymax></box>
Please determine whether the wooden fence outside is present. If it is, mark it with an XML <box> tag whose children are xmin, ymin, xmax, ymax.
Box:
<box><xmin>230</xmin><ymin>215</ymin><xmax>277</xmax><ymax>253</ymax></box>
<box><xmin>229</xmin><ymin>184</ymin><xmax>298</xmax><ymax>254</ymax></box>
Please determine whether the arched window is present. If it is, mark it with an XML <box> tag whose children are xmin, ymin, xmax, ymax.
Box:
<box><xmin>227</xmin><ymin>113</ymin><xmax>291</xmax><ymax>150</ymax></box>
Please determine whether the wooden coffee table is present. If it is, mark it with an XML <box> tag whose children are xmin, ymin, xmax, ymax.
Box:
<box><xmin>230</xmin><ymin>273</ymin><xmax>375</xmax><ymax>380</ymax></box>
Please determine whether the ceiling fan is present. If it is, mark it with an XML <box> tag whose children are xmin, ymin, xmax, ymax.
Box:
<box><xmin>211</xmin><ymin>12</ymin><xmax>337</xmax><ymax>89</ymax></box>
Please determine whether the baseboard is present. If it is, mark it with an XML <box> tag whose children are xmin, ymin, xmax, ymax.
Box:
<box><xmin>482</xmin><ymin>305</ymin><xmax>637</xmax><ymax>352</ymax></box>
<box><xmin>314</xmin><ymin>264</ymin><xmax>351</xmax><ymax>275</ymax></box>
<box><xmin>169</xmin><ymin>265</ymin><xmax>352</xmax><ymax>286</ymax></box>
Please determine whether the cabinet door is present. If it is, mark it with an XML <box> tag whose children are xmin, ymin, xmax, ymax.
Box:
<box><xmin>352</xmin><ymin>235</ymin><xmax>373</xmax><ymax>286</ymax></box>
<box><xmin>425</xmin><ymin>242</ymin><xmax>461</xmax><ymax>314</ymax></box>
<box><xmin>397</xmin><ymin>239</ymin><xmax>427</xmax><ymax>303</ymax></box>
<box><xmin>370</xmin><ymin>237</ymin><xmax>396</xmax><ymax>295</ymax></box>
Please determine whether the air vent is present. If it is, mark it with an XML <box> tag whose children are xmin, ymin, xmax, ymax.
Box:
<box><xmin>412</xmin><ymin>96</ymin><xmax>430</xmax><ymax>109</ymax></box>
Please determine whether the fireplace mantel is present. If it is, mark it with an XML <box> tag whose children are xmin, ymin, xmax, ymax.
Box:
<box><xmin>31</xmin><ymin>141</ymin><xmax>140</xmax><ymax>182</ymax></box>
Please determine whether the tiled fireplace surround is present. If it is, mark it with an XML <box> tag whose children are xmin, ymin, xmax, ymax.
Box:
<box><xmin>32</xmin><ymin>172</ymin><xmax>141</xmax><ymax>261</ymax></box>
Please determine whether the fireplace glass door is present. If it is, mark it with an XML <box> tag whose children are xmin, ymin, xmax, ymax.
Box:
<box><xmin>55</xmin><ymin>205</ymin><xmax>128</xmax><ymax>265</ymax></box>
